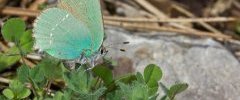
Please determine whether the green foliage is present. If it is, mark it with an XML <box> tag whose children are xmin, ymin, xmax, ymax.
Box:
<box><xmin>1</xmin><ymin>18</ymin><xmax>26</xmax><ymax>42</ymax></box>
<box><xmin>37</xmin><ymin>57</ymin><xmax>63</xmax><ymax>80</ymax></box>
<box><xmin>167</xmin><ymin>83</ymin><xmax>188</xmax><ymax>100</ymax></box>
<box><xmin>144</xmin><ymin>64</ymin><xmax>162</xmax><ymax>96</ymax></box>
<box><xmin>2</xmin><ymin>89</ymin><xmax>14</xmax><ymax>99</ymax></box>
<box><xmin>0</xmin><ymin>18</ymin><xmax>33</xmax><ymax>70</ymax></box>
<box><xmin>2</xmin><ymin>80</ymin><xmax>31</xmax><ymax>99</ymax></box>
<box><xmin>144</xmin><ymin>64</ymin><xmax>163</xmax><ymax>85</ymax></box>
<box><xmin>63</xmin><ymin>68</ymin><xmax>91</xmax><ymax>93</ymax></box>
<box><xmin>118</xmin><ymin>81</ymin><xmax>149</xmax><ymax>100</ymax></box>
<box><xmin>17</xmin><ymin>65</ymin><xmax>46</xmax><ymax>84</ymax></box>
<box><xmin>0</xmin><ymin>18</ymin><xmax>188</xmax><ymax>100</ymax></box>
<box><xmin>93</xmin><ymin>64</ymin><xmax>113</xmax><ymax>86</ymax></box>
<box><xmin>19</xmin><ymin>30</ymin><xmax>34</xmax><ymax>53</ymax></box>
<box><xmin>17</xmin><ymin>65</ymin><xmax>30</xmax><ymax>83</ymax></box>
<box><xmin>0</xmin><ymin>47</ymin><xmax>21</xmax><ymax>71</ymax></box>
<box><xmin>62</xmin><ymin>67</ymin><xmax>107</xmax><ymax>100</ymax></box>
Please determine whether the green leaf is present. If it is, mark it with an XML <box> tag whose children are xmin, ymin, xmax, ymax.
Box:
<box><xmin>29</xmin><ymin>66</ymin><xmax>45</xmax><ymax>83</ymax></box>
<box><xmin>0</xmin><ymin>30</ymin><xmax>33</xmax><ymax>71</ymax></box>
<box><xmin>0</xmin><ymin>46</ymin><xmax>21</xmax><ymax>71</ymax></box>
<box><xmin>107</xmin><ymin>74</ymin><xmax>137</xmax><ymax>93</ymax></box>
<box><xmin>62</xmin><ymin>90</ymin><xmax>73</xmax><ymax>100</ymax></box>
<box><xmin>9</xmin><ymin>80</ymin><xmax>25</xmax><ymax>95</ymax></box>
<box><xmin>106</xmin><ymin>90</ymin><xmax>123</xmax><ymax>100</ymax></box>
<box><xmin>38</xmin><ymin>57</ymin><xmax>63</xmax><ymax>80</ymax></box>
<box><xmin>117</xmin><ymin>81</ymin><xmax>149</xmax><ymax>100</ymax></box>
<box><xmin>159</xmin><ymin>82</ymin><xmax>170</xmax><ymax>94</ymax></box>
<box><xmin>17</xmin><ymin>64</ymin><xmax>46</xmax><ymax>91</ymax></box>
<box><xmin>136</xmin><ymin>72</ymin><xmax>145</xmax><ymax>83</ymax></box>
<box><xmin>144</xmin><ymin>64</ymin><xmax>162</xmax><ymax>85</ymax></box>
<box><xmin>167</xmin><ymin>83</ymin><xmax>188</xmax><ymax>100</ymax></box>
<box><xmin>117</xmin><ymin>74</ymin><xmax>137</xmax><ymax>84</ymax></box>
<box><xmin>92</xmin><ymin>65</ymin><xmax>113</xmax><ymax>85</ymax></box>
<box><xmin>1</xmin><ymin>18</ymin><xmax>26</xmax><ymax>42</ymax></box>
<box><xmin>63</xmin><ymin>72</ymin><xmax>106</xmax><ymax>100</ymax></box>
<box><xmin>17</xmin><ymin>88</ymin><xmax>31</xmax><ymax>99</ymax></box>
<box><xmin>27</xmin><ymin>65</ymin><xmax>46</xmax><ymax>91</ymax></box>
<box><xmin>0</xmin><ymin>95</ymin><xmax>8</xmax><ymax>100</ymax></box>
<box><xmin>149</xmin><ymin>93</ymin><xmax>159</xmax><ymax>100</ymax></box>
<box><xmin>148</xmin><ymin>86</ymin><xmax>159</xmax><ymax>97</ymax></box>
<box><xmin>17</xmin><ymin>65</ymin><xmax>30</xmax><ymax>83</ymax></box>
<box><xmin>80</xmin><ymin>87</ymin><xmax>106</xmax><ymax>100</ymax></box>
<box><xmin>53</xmin><ymin>92</ymin><xmax>64</xmax><ymax>100</ymax></box>
<box><xmin>20</xmin><ymin>30</ymin><xmax>34</xmax><ymax>53</ymax></box>
<box><xmin>8</xmin><ymin>80</ymin><xmax>31</xmax><ymax>99</ymax></box>
<box><xmin>160</xmin><ymin>95</ymin><xmax>168</xmax><ymax>100</ymax></box>
<box><xmin>2</xmin><ymin>88</ymin><xmax>14</xmax><ymax>99</ymax></box>
<box><xmin>63</xmin><ymin>68</ymin><xmax>91</xmax><ymax>93</ymax></box>
<box><xmin>146</xmin><ymin>78</ymin><xmax>159</xmax><ymax>96</ymax></box>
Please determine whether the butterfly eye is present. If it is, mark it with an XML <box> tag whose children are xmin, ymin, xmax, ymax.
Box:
<box><xmin>101</xmin><ymin>48</ymin><xmax>104</xmax><ymax>54</ymax></box>
<box><xmin>100</xmin><ymin>47</ymin><xmax>108</xmax><ymax>55</ymax></box>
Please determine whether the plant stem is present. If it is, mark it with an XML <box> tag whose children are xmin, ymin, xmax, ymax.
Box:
<box><xmin>28</xmin><ymin>77</ymin><xmax>39</xmax><ymax>98</ymax></box>
<box><xmin>15</xmin><ymin>38</ymin><xmax>26</xmax><ymax>65</ymax></box>
<box><xmin>94</xmin><ymin>77</ymin><xmax>101</xmax><ymax>90</ymax></box>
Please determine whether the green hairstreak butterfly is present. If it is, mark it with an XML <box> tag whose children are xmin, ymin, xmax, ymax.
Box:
<box><xmin>33</xmin><ymin>0</ymin><xmax>105</xmax><ymax>65</ymax></box>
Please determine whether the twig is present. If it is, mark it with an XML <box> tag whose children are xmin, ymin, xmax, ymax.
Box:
<box><xmin>104</xmin><ymin>16</ymin><xmax>237</xmax><ymax>23</ymax></box>
<box><xmin>0</xmin><ymin>77</ymin><xmax>11</xmax><ymax>84</ymax></box>
<box><xmin>104</xmin><ymin>20</ymin><xmax>232</xmax><ymax>40</ymax></box>
<box><xmin>1</xmin><ymin>7</ymin><xmax>40</xmax><ymax>17</ymax></box>
<box><xmin>2</xmin><ymin>6</ymin><xmax>237</xmax><ymax>23</ymax></box>
<box><xmin>233</xmin><ymin>0</ymin><xmax>240</xmax><ymax>10</ymax></box>
<box><xmin>172</xmin><ymin>4</ymin><xmax>223</xmax><ymax>34</ymax></box>
<box><xmin>0</xmin><ymin>41</ymin><xmax>8</xmax><ymax>52</ymax></box>
<box><xmin>133</xmin><ymin>0</ymin><xmax>199</xmax><ymax>32</ymax></box>
<box><xmin>0</xmin><ymin>7</ymin><xmax>235</xmax><ymax>40</ymax></box>
<box><xmin>0</xmin><ymin>40</ymin><xmax>35</xmax><ymax>68</ymax></box>
<box><xmin>207</xmin><ymin>0</ymin><xmax>234</xmax><ymax>16</ymax></box>
<box><xmin>115</xmin><ymin>1</ymin><xmax>156</xmax><ymax>18</ymax></box>
<box><xmin>134</xmin><ymin>0</ymin><xmax>166</xmax><ymax>18</ymax></box>
<box><xmin>236</xmin><ymin>51</ymin><xmax>240</xmax><ymax>56</ymax></box>
<box><xmin>22</xmin><ymin>0</ymin><xmax>46</xmax><ymax>20</ymax></box>
<box><xmin>114</xmin><ymin>1</ymin><xmax>159</xmax><ymax>27</ymax></box>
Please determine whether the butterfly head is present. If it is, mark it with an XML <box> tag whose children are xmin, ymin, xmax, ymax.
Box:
<box><xmin>100</xmin><ymin>46</ymin><xmax>108</xmax><ymax>55</ymax></box>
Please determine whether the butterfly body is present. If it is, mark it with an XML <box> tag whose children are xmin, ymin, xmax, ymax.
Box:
<box><xmin>33</xmin><ymin>0</ymin><xmax>104</xmax><ymax>61</ymax></box>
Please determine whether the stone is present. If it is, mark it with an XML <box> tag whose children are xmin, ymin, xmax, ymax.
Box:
<box><xmin>104</xmin><ymin>26</ymin><xmax>240</xmax><ymax>100</ymax></box>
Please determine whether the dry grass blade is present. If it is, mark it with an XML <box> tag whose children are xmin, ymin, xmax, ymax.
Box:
<box><xmin>22</xmin><ymin>0</ymin><xmax>47</xmax><ymax>20</ymax></box>
<box><xmin>172</xmin><ymin>4</ymin><xmax>223</xmax><ymax>35</ymax></box>
<box><xmin>104</xmin><ymin>20</ymin><xmax>232</xmax><ymax>40</ymax></box>
<box><xmin>0</xmin><ymin>77</ymin><xmax>10</xmax><ymax>84</ymax></box>
<box><xmin>104</xmin><ymin>16</ymin><xmax>237</xmax><ymax>23</ymax></box>
<box><xmin>0</xmin><ymin>7</ymin><xmax>235</xmax><ymax>41</ymax></box>
<box><xmin>133</xmin><ymin>0</ymin><xmax>201</xmax><ymax>32</ymax></box>
<box><xmin>1</xmin><ymin>7</ymin><xmax>40</xmax><ymax>17</ymax></box>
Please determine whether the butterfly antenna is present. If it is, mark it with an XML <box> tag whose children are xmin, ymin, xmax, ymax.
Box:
<box><xmin>104</xmin><ymin>41</ymin><xmax>130</xmax><ymax>48</ymax></box>
<box><xmin>107</xmin><ymin>47</ymin><xmax>127</xmax><ymax>52</ymax></box>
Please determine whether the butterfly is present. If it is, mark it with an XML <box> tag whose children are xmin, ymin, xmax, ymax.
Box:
<box><xmin>33</xmin><ymin>0</ymin><xmax>105</xmax><ymax>66</ymax></box>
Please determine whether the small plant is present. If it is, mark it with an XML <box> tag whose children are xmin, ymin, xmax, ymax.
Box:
<box><xmin>0</xmin><ymin>18</ymin><xmax>188</xmax><ymax>100</ymax></box>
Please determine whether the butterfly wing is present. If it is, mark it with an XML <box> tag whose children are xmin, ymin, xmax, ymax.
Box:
<box><xmin>33</xmin><ymin>8</ymin><xmax>93</xmax><ymax>59</ymax></box>
<box><xmin>58</xmin><ymin>0</ymin><xmax>104</xmax><ymax>53</ymax></box>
